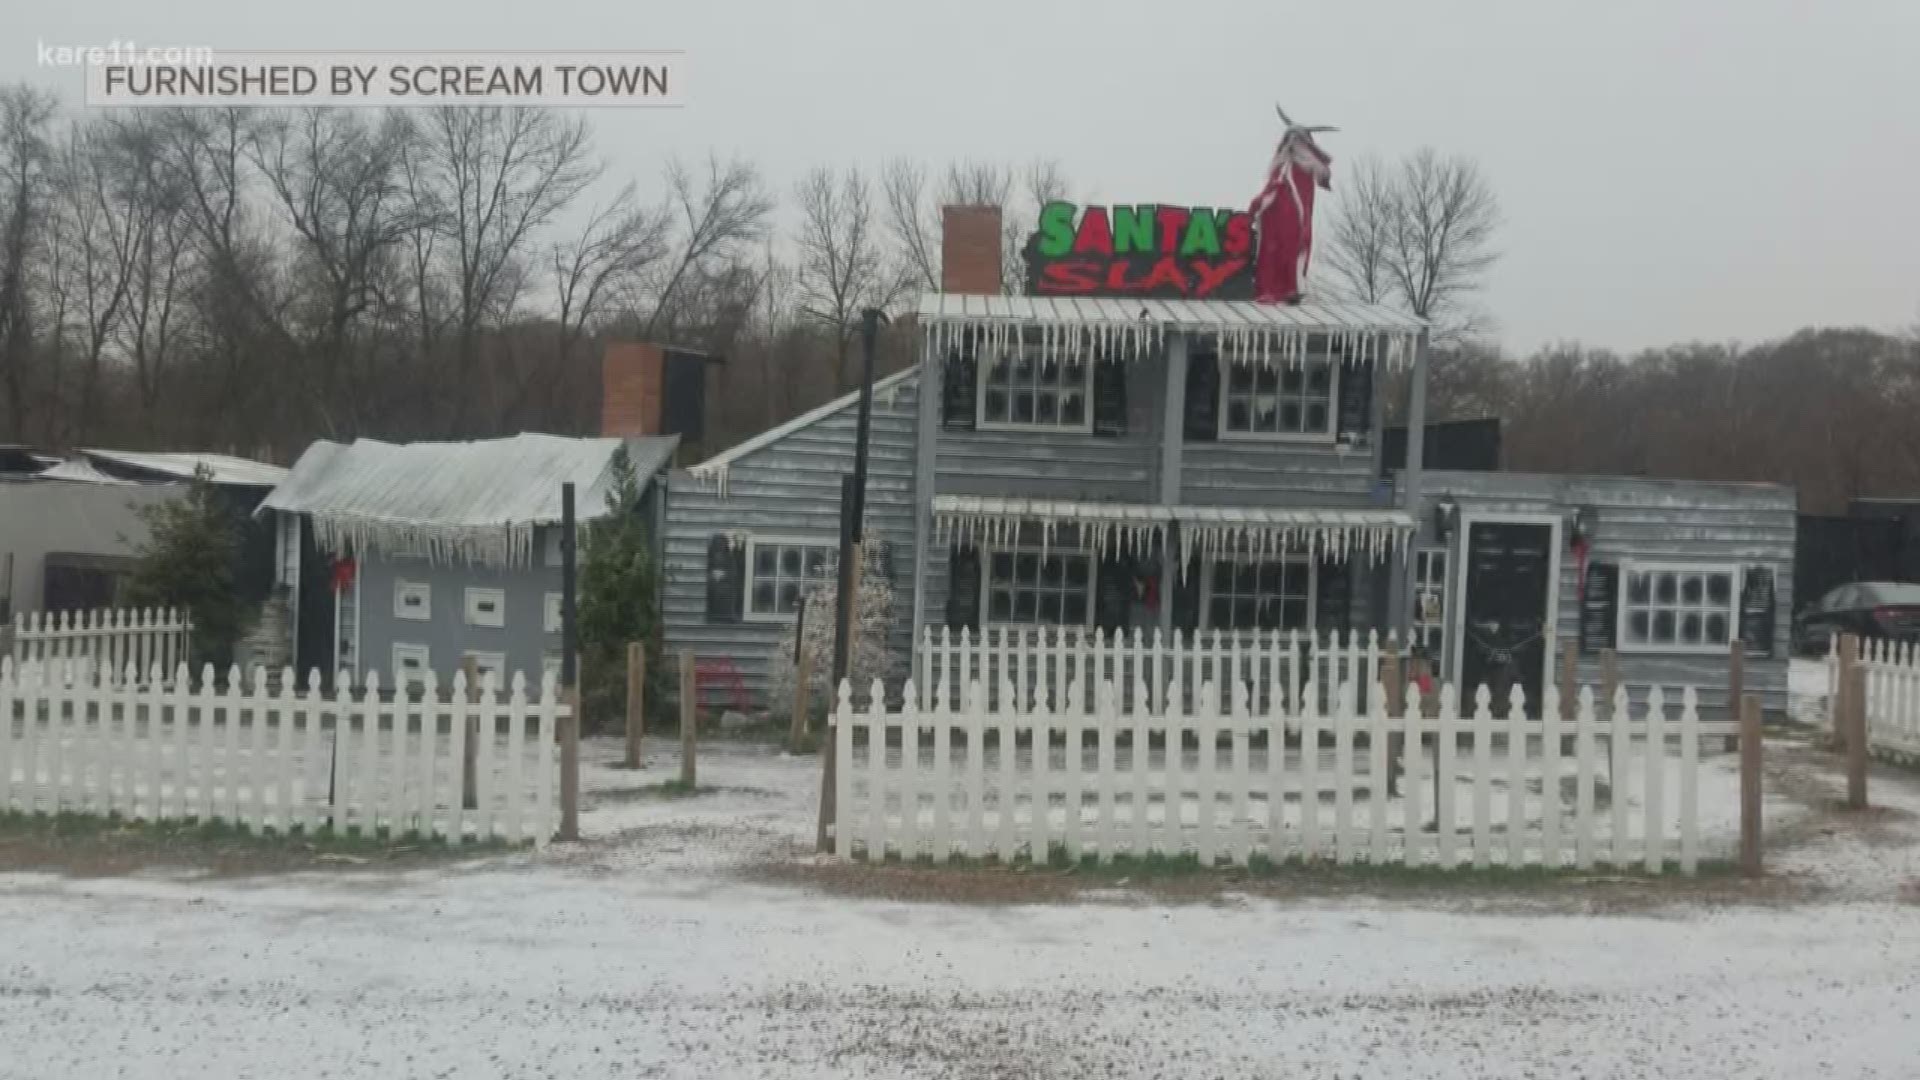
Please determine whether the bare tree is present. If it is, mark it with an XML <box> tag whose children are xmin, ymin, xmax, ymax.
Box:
<box><xmin>792</xmin><ymin>166</ymin><xmax>904</xmax><ymax>392</ymax></box>
<box><xmin>881</xmin><ymin>158</ymin><xmax>940</xmax><ymax>294</ymax></box>
<box><xmin>641</xmin><ymin>155</ymin><xmax>773</xmax><ymax>339</ymax></box>
<box><xmin>0</xmin><ymin>85</ymin><xmax>56</xmax><ymax>440</ymax></box>
<box><xmin>1323</xmin><ymin>148</ymin><xmax>1500</xmax><ymax>342</ymax></box>
<box><xmin>882</xmin><ymin>156</ymin><xmax>1071</xmax><ymax>298</ymax></box>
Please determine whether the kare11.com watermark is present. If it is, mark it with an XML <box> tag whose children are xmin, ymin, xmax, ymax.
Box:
<box><xmin>70</xmin><ymin>50</ymin><xmax>686</xmax><ymax>108</ymax></box>
<box><xmin>39</xmin><ymin>39</ymin><xmax>217</xmax><ymax>68</ymax></box>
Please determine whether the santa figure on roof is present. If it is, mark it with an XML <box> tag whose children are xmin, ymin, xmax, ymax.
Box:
<box><xmin>1249</xmin><ymin>105</ymin><xmax>1335</xmax><ymax>304</ymax></box>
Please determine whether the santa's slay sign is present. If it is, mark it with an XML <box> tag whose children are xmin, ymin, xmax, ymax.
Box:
<box><xmin>1022</xmin><ymin>201</ymin><xmax>1256</xmax><ymax>300</ymax></box>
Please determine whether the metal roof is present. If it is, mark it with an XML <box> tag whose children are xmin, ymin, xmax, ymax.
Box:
<box><xmin>261</xmin><ymin>432</ymin><xmax>679</xmax><ymax>566</ymax></box>
<box><xmin>915</xmin><ymin>294</ymin><xmax>1425</xmax><ymax>369</ymax></box>
<box><xmin>80</xmin><ymin>448</ymin><xmax>288</xmax><ymax>487</ymax></box>
<box><xmin>930</xmin><ymin>496</ymin><xmax>1417</xmax><ymax>563</ymax></box>
<box><xmin>32</xmin><ymin>459</ymin><xmax>144</xmax><ymax>486</ymax></box>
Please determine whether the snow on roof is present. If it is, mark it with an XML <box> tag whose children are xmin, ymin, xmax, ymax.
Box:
<box><xmin>32</xmin><ymin>458</ymin><xmax>145</xmax><ymax>486</ymax></box>
<box><xmin>915</xmin><ymin>293</ymin><xmax>1426</xmax><ymax>369</ymax></box>
<box><xmin>262</xmin><ymin>432</ymin><xmax>679</xmax><ymax>567</ymax></box>
<box><xmin>81</xmin><ymin>448</ymin><xmax>288</xmax><ymax>487</ymax></box>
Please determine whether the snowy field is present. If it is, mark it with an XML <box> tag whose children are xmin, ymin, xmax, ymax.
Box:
<box><xmin>4</xmin><ymin>712</ymin><xmax>1920</xmax><ymax>1078</ymax></box>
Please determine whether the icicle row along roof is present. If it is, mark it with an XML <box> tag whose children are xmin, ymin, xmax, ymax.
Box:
<box><xmin>916</xmin><ymin>295</ymin><xmax>1426</xmax><ymax>370</ymax></box>
<box><xmin>931</xmin><ymin>495</ymin><xmax>1416</xmax><ymax>571</ymax></box>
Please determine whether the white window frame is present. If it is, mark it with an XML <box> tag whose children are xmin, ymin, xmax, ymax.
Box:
<box><xmin>463</xmin><ymin>650</ymin><xmax>507</xmax><ymax>687</ymax></box>
<box><xmin>541</xmin><ymin>651</ymin><xmax>563</xmax><ymax>686</ymax></box>
<box><xmin>391</xmin><ymin>642</ymin><xmax>430</xmax><ymax>687</ymax></box>
<box><xmin>981</xmin><ymin>544</ymin><xmax>1098</xmax><ymax>626</ymax></box>
<box><xmin>743</xmin><ymin>535</ymin><xmax>840</xmax><ymax>624</ymax></box>
<box><xmin>1412</xmin><ymin>547</ymin><xmax>1448</xmax><ymax>661</ymax></box>
<box><xmin>975</xmin><ymin>335</ymin><xmax>1096</xmax><ymax>434</ymax></box>
<box><xmin>394</xmin><ymin>579</ymin><xmax>432</xmax><ymax>621</ymax></box>
<box><xmin>1198</xmin><ymin>553</ymin><xmax>1316</xmax><ymax>633</ymax></box>
<box><xmin>464</xmin><ymin>586</ymin><xmax>506</xmax><ymax>628</ymax></box>
<box><xmin>544</xmin><ymin>592</ymin><xmax>563</xmax><ymax>634</ymax></box>
<box><xmin>1616</xmin><ymin>559</ymin><xmax>1740</xmax><ymax>656</ymax></box>
<box><xmin>1217</xmin><ymin>354</ymin><xmax>1339</xmax><ymax>444</ymax></box>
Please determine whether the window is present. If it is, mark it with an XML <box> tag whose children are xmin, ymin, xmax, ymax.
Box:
<box><xmin>542</xmin><ymin>651</ymin><xmax>563</xmax><ymax>687</ymax></box>
<box><xmin>1219</xmin><ymin>358</ymin><xmax>1336</xmax><ymax>441</ymax></box>
<box><xmin>745</xmin><ymin>538</ymin><xmax>838</xmax><ymax>622</ymax></box>
<box><xmin>1619</xmin><ymin>561</ymin><xmax>1737</xmax><ymax>654</ymax></box>
<box><xmin>1412</xmin><ymin>548</ymin><xmax>1447</xmax><ymax>658</ymax></box>
<box><xmin>394</xmin><ymin>580</ymin><xmax>431</xmax><ymax>621</ymax></box>
<box><xmin>463</xmin><ymin>650</ymin><xmax>507</xmax><ymax>687</ymax></box>
<box><xmin>392</xmin><ymin>642</ymin><xmax>430</xmax><ymax>687</ymax></box>
<box><xmin>464</xmin><ymin>587</ymin><xmax>506</xmax><ymax>628</ymax></box>
<box><xmin>544</xmin><ymin>592</ymin><xmax>563</xmax><ymax>634</ymax></box>
<box><xmin>985</xmin><ymin>548</ymin><xmax>1094</xmax><ymax>625</ymax></box>
<box><xmin>977</xmin><ymin>340</ymin><xmax>1092</xmax><ymax>432</ymax></box>
<box><xmin>1202</xmin><ymin>555</ymin><xmax>1313</xmax><ymax>632</ymax></box>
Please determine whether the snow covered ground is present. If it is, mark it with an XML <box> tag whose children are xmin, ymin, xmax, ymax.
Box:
<box><xmin>2</xmin><ymin>732</ymin><xmax>1918</xmax><ymax>1079</ymax></box>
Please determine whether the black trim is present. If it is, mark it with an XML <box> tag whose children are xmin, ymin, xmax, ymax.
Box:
<box><xmin>704</xmin><ymin>534</ymin><xmax>745</xmax><ymax>623</ymax></box>
<box><xmin>945</xmin><ymin>545</ymin><xmax>981</xmax><ymax>629</ymax></box>
<box><xmin>1183</xmin><ymin>344</ymin><xmax>1220</xmax><ymax>442</ymax></box>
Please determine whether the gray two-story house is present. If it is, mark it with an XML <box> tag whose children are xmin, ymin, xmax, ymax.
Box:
<box><xmin>664</xmin><ymin>204</ymin><xmax>1795</xmax><ymax>719</ymax></box>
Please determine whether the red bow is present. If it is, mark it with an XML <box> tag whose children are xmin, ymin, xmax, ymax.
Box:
<box><xmin>331</xmin><ymin>556</ymin><xmax>357</xmax><ymax>593</ymax></box>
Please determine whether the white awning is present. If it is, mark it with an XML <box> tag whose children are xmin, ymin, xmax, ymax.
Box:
<box><xmin>915</xmin><ymin>294</ymin><xmax>1426</xmax><ymax>370</ymax></box>
<box><xmin>930</xmin><ymin>495</ymin><xmax>1416</xmax><ymax>566</ymax></box>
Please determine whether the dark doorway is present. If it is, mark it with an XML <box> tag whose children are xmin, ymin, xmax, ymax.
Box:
<box><xmin>1457</xmin><ymin>520</ymin><xmax>1556</xmax><ymax>718</ymax></box>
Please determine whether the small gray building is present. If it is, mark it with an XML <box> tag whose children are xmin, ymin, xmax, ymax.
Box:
<box><xmin>261</xmin><ymin>433</ymin><xmax>677</xmax><ymax>686</ymax></box>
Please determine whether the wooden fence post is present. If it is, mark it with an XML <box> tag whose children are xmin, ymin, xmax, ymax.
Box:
<box><xmin>818</xmin><ymin>542</ymin><xmax>862</xmax><ymax>852</ymax></box>
<box><xmin>790</xmin><ymin>644</ymin><xmax>814</xmax><ymax>751</ymax></box>
<box><xmin>1727</xmin><ymin>641</ymin><xmax>1744</xmax><ymax>753</ymax></box>
<box><xmin>679</xmin><ymin>649</ymin><xmax>697</xmax><ymax>788</ymax></box>
<box><xmin>624</xmin><ymin>642</ymin><xmax>645</xmax><ymax>769</ymax></box>
<box><xmin>1839</xmin><ymin>633</ymin><xmax>1867</xmax><ymax>810</ymax></box>
<box><xmin>461</xmin><ymin>656</ymin><xmax>480</xmax><ymax>811</ymax></box>
<box><xmin>560</xmin><ymin>684</ymin><xmax>580</xmax><ymax>841</ymax></box>
<box><xmin>1740</xmin><ymin>693</ymin><xmax>1763</xmax><ymax>876</ymax></box>
<box><xmin>1382</xmin><ymin>646</ymin><xmax>1403</xmax><ymax>797</ymax></box>
<box><xmin>1600</xmin><ymin>647</ymin><xmax>1619</xmax><ymax>790</ymax></box>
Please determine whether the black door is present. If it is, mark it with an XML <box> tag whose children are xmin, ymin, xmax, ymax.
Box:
<box><xmin>1458</xmin><ymin>521</ymin><xmax>1554</xmax><ymax>718</ymax></box>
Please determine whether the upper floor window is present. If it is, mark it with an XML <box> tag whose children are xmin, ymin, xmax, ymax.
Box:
<box><xmin>1619</xmin><ymin>561</ymin><xmax>1736</xmax><ymax>654</ymax></box>
<box><xmin>746</xmin><ymin>537</ymin><xmax>838</xmax><ymax>622</ymax></box>
<box><xmin>1202</xmin><ymin>554</ymin><xmax>1314</xmax><ymax>632</ymax></box>
<box><xmin>985</xmin><ymin>547</ymin><xmax>1093</xmax><ymax>624</ymax></box>
<box><xmin>978</xmin><ymin>347</ymin><xmax>1092</xmax><ymax>433</ymax></box>
<box><xmin>1220</xmin><ymin>358</ymin><xmax>1336</xmax><ymax>441</ymax></box>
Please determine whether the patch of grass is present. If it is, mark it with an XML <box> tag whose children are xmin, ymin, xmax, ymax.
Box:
<box><xmin>629</xmin><ymin>778</ymin><xmax>714</xmax><ymax>799</ymax></box>
<box><xmin>0</xmin><ymin>810</ymin><xmax>521</xmax><ymax>858</ymax></box>
<box><xmin>856</xmin><ymin>841</ymin><xmax>1735</xmax><ymax>885</ymax></box>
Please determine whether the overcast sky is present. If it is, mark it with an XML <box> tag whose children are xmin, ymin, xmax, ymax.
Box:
<box><xmin>11</xmin><ymin>0</ymin><xmax>1919</xmax><ymax>353</ymax></box>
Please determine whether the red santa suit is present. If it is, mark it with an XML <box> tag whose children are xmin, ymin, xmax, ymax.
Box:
<box><xmin>1249</xmin><ymin>130</ymin><xmax>1332</xmax><ymax>304</ymax></box>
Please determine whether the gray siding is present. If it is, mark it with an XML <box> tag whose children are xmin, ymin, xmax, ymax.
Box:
<box><xmin>0</xmin><ymin>482</ymin><xmax>180</xmax><ymax>614</ymax></box>
<box><xmin>1413</xmin><ymin>471</ymin><xmax>1796</xmax><ymax>719</ymax></box>
<box><xmin>1181</xmin><ymin>441</ymin><xmax>1379</xmax><ymax>508</ymax></box>
<box><xmin>354</xmin><ymin>523</ymin><xmax>570</xmax><ymax>687</ymax></box>
<box><xmin>661</xmin><ymin>375</ymin><xmax>920</xmax><ymax>706</ymax></box>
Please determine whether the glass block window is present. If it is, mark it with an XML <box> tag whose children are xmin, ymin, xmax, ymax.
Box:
<box><xmin>978</xmin><ymin>345</ymin><xmax>1091</xmax><ymax>431</ymax></box>
<box><xmin>1221</xmin><ymin>358</ymin><xmax>1335</xmax><ymax>439</ymax></box>
<box><xmin>1202</xmin><ymin>555</ymin><xmax>1313</xmax><ymax>631</ymax></box>
<box><xmin>1620</xmin><ymin>561</ymin><xmax>1737</xmax><ymax>654</ymax></box>
<box><xmin>745</xmin><ymin>538</ymin><xmax>838</xmax><ymax>621</ymax></box>
<box><xmin>985</xmin><ymin>548</ymin><xmax>1093</xmax><ymax>625</ymax></box>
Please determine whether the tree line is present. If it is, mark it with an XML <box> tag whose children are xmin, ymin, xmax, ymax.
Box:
<box><xmin>1</xmin><ymin>82</ymin><xmax>1914</xmax><ymax>513</ymax></box>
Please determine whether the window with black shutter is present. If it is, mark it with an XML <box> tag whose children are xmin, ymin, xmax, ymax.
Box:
<box><xmin>940</xmin><ymin>334</ymin><xmax>978</xmax><ymax>431</ymax></box>
<box><xmin>1091</xmin><ymin>357</ymin><xmax>1128</xmax><ymax>437</ymax></box>
<box><xmin>1336</xmin><ymin>356</ymin><xmax>1375</xmax><ymax>446</ymax></box>
<box><xmin>945</xmin><ymin>545</ymin><xmax>981</xmax><ymax>629</ymax></box>
<box><xmin>1739</xmin><ymin>566</ymin><xmax>1776</xmax><ymax>659</ymax></box>
<box><xmin>1093</xmin><ymin>553</ymin><xmax>1135</xmax><ymax>631</ymax></box>
<box><xmin>1315</xmin><ymin>555</ymin><xmax>1352</xmax><ymax>635</ymax></box>
<box><xmin>1183</xmin><ymin>345</ymin><xmax>1220</xmax><ymax>442</ymax></box>
<box><xmin>705</xmin><ymin>534</ymin><xmax>746</xmax><ymax>623</ymax></box>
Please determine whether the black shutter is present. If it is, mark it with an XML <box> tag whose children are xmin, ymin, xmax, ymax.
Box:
<box><xmin>1091</xmin><ymin>357</ymin><xmax>1128</xmax><ymax>437</ymax></box>
<box><xmin>1171</xmin><ymin>553</ymin><xmax>1203</xmax><ymax>633</ymax></box>
<box><xmin>941</xmin><ymin>344</ymin><xmax>977</xmax><ymax>431</ymax></box>
<box><xmin>1183</xmin><ymin>345</ymin><xmax>1220</xmax><ymax>442</ymax></box>
<box><xmin>1579</xmin><ymin>562</ymin><xmax>1620</xmax><ymax>654</ymax></box>
<box><xmin>1094</xmin><ymin>553</ymin><xmax>1133</xmax><ymax>631</ymax></box>
<box><xmin>1336</xmin><ymin>357</ymin><xmax>1374</xmax><ymax>446</ymax></box>
<box><xmin>705</xmin><ymin>534</ymin><xmax>745</xmax><ymax>623</ymax></box>
<box><xmin>945</xmin><ymin>545</ymin><xmax>981</xmax><ymax>629</ymax></box>
<box><xmin>1739</xmin><ymin>566</ymin><xmax>1776</xmax><ymax>659</ymax></box>
<box><xmin>1315</xmin><ymin>555</ymin><xmax>1352</xmax><ymax>635</ymax></box>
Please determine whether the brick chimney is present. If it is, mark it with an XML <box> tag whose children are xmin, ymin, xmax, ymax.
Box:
<box><xmin>941</xmin><ymin>205</ymin><xmax>1003</xmax><ymax>295</ymax></box>
<box><xmin>601</xmin><ymin>341</ymin><xmax>663</xmax><ymax>436</ymax></box>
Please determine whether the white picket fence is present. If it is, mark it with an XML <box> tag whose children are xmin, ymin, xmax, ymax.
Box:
<box><xmin>0</xmin><ymin>660</ymin><xmax>561</xmax><ymax>845</ymax></box>
<box><xmin>836</xmin><ymin>675</ymin><xmax>1714</xmax><ymax>872</ymax></box>
<box><xmin>1857</xmin><ymin>638</ymin><xmax>1920</xmax><ymax>762</ymax></box>
<box><xmin>9</xmin><ymin>607</ymin><xmax>192</xmax><ymax>672</ymax></box>
<box><xmin>916</xmin><ymin>625</ymin><xmax>1407</xmax><ymax>717</ymax></box>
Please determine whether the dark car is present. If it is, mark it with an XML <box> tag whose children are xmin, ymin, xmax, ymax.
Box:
<box><xmin>1793</xmin><ymin>581</ymin><xmax>1920</xmax><ymax>655</ymax></box>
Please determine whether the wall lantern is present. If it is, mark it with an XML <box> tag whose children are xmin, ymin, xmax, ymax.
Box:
<box><xmin>1433</xmin><ymin>496</ymin><xmax>1459</xmax><ymax>541</ymax></box>
<box><xmin>1570</xmin><ymin>505</ymin><xmax>1597</xmax><ymax>545</ymax></box>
